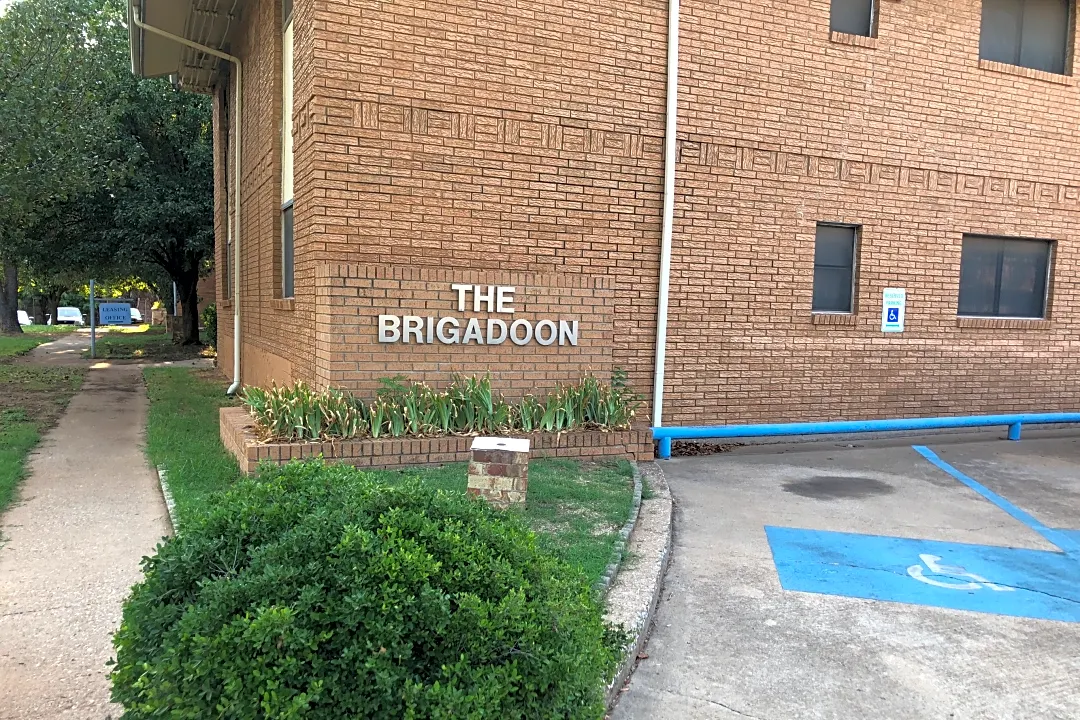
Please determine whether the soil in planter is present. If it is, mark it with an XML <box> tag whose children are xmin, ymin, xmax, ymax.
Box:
<box><xmin>670</xmin><ymin>440</ymin><xmax>741</xmax><ymax>457</ymax></box>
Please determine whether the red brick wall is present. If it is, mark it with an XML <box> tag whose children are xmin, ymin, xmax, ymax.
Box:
<box><xmin>291</xmin><ymin>0</ymin><xmax>669</xmax><ymax>402</ymax></box>
<box><xmin>220</xmin><ymin>407</ymin><xmax>654</xmax><ymax>473</ymax></box>
<box><xmin>215</xmin><ymin>0</ymin><xmax>314</xmax><ymax>387</ymax></box>
<box><xmin>662</xmin><ymin>0</ymin><xmax>1080</xmax><ymax>425</ymax></box>
<box><xmin>215</xmin><ymin>0</ymin><xmax>1080</xmax><ymax>426</ymax></box>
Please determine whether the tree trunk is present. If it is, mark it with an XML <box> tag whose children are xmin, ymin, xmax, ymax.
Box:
<box><xmin>178</xmin><ymin>275</ymin><xmax>201</xmax><ymax>345</ymax></box>
<box><xmin>44</xmin><ymin>294</ymin><xmax>62</xmax><ymax>327</ymax></box>
<box><xmin>0</xmin><ymin>262</ymin><xmax>22</xmax><ymax>334</ymax></box>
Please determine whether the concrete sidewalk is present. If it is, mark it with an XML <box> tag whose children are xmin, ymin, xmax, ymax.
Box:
<box><xmin>0</xmin><ymin>363</ymin><xmax>169</xmax><ymax>719</ymax></box>
<box><xmin>17</xmin><ymin>331</ymin><xmax>91</xmax><ymax>366</ymax></box>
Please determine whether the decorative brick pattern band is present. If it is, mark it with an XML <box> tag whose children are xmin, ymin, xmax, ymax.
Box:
<box><xmin>312</xmin><ymin>99</ymin><xmax>664</xmax><ymax>162</ymax></box>
<box><xmin>220</xmin><ymin>407</ymin><xmax>653</xmax><ymax>474</ymax></box>
<box><xmin>677</xmin><ymin>140</ymin><xmax>1080</xmax><ymax>210</ymax></box>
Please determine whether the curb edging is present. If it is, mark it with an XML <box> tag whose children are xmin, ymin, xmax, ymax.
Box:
<box><xmin>157</xmin><ymin>466</ymin><xmax>179</xmax><ymax>535</ymax></box>
<box><xmin>604</xmin><ymin>462</ymin><xmax>674</xmax><ymax>710</ymax></box>
<box><xmin>595</xmin><ymin>462</ymin><xmax>644</xmax><ymax>595</ymax></box>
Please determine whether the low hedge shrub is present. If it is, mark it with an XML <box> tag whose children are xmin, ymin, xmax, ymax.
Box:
<box><xmin>111</xmin><ymin>461</ymin><xmax>622</xmax><ymax>719</ymax></box>
<box><xmin>242</xmin><ymin>370</ymin><xmax>640</xmax><ymax>442</ymax></box>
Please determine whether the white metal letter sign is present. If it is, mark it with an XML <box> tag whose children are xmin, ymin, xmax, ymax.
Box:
<box><xmin>378</xmin><ymin>285</ymin><xmax>579</xmax><ymax>347</ymax></box>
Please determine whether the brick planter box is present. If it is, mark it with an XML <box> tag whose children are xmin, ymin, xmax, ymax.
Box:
<box><xmin>220</xmin><ymin>407</ymin><xmax>654</xmax><ymax>474</ymax></box>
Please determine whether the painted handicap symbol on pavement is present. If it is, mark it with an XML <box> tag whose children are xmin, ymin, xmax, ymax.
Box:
<box><xmin>766</xmin><ymin>527</ymin><xmax>1080</xmax><ymax>622</ymax></box>
<box><xmin>907</xmin><ymin>553</ymin><xmax>1014</xmax><ymax>592</ymax></box>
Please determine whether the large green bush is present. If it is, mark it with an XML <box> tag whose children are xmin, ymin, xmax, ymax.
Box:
<box><xmin>111</xmin><ymin>462</ymin><xmax>621</xmax><ymax>719</ymax></box>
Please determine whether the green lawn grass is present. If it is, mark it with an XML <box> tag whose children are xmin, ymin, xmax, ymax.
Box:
<box><xmin>23</xmin><ymin>324</ymin><xmax>76</xmax><ymax>334</ymax></box>
<box><xmin>144</xmin><ymin>368</ymin><xmax>242</xmax><ymax>523</ymax></box>
<box><xmin>91</xmin><ymin>326</ymin><xmax>214</xmax><ymax>361</ymax></box>
<box><xmin>0</xmin><ymin>330</ymin><xmax>85</xmax><ymax>518</ymax></box>
<box><xmin>374</xmin><ymin>459</ymin><xmax>634</xmax><ymax>582</ymax></box>
<box><xmin>105</xmin><ymin>323</ymin><xmax>155</xmax><ymax>334</ymax></box>
<box><xmin>0</xmin><ymin>335</ymin><xmax>49</xmax><ymax>357</ymax></box>
<box><xmin>0</xmin><ymin>410</ymin><xmax>40</xmax><ymax>519</ymax></box>
<box><xmin>0</xmin><ymin>362</ymin><xmax>84</xmax><ymax>519</ymax></box>
<box><xmin>0</xmin><ymin>325</ymin><xmax>81</xmax><ymax>359</ymax></box>
<box><xmin>146</xmin><ymin>368</ymin><xmax>635</xmax><ymax>584</ymax></box>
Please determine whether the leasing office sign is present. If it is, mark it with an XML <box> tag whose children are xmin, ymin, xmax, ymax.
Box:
<box><xmin>378</xmin><ymin>284</ymin><xmax>579</xmax><ymax>347</ymax></box>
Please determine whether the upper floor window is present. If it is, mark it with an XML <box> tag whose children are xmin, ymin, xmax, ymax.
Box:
<box><xmin>958</xmin><ymin>235</ymin><xmax>1051</xmax><ymax>318</ymax></box>
<box><xmin>980</xmin><ymin>0</ymin><xmax>1072</xmax><ymax>75</ymax></box>
<box><xmin>831</xmin><ymin>0</ymin><xmax>875</xmax><ymax>37</ymax></box>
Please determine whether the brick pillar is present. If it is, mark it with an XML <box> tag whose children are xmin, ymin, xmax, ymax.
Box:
<box><xmin>467</xmin><ymin>437</ymin><xmax>530</xmax><ymax>509</ymax></box>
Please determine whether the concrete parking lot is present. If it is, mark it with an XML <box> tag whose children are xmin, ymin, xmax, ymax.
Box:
<box><xmin>614</xmin><ymin>433</ymin><xmax>1080</xmax><ymax>720</ymax></box>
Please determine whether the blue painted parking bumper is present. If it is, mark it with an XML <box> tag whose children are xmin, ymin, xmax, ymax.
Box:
<box><xmin>652</xmin><ymin>413</ymin><xmax>1080</xmax><ymax>458</ymax></box>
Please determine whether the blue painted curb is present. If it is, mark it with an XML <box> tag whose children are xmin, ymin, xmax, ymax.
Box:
<box><xmin>652</xmin><ymin>412</ymin><xmax>1080</xmax><ymax>458</ymax></box>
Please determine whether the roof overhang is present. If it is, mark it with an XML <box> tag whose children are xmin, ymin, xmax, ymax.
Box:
<box><xmin>127</xmin><ymin>0</ymin><xmax>244</xmax><ymax>94</ymax></box>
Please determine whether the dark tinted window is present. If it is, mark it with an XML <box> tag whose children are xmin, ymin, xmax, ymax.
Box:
<box><xmin>283</xmin><ymin>204</ymin><xmax>295</xmax><ymax>299</ymax></box>
<box><xmin>980</xmin><ymin>0</ymin><xmax>1070</xmax><ymax>74</ymax></box>
<box><xmin>958</xmin><ymin>236</ymin><xmax>1050</xmax><ymax>318</ymax></box>
<box><xmin>813</xmin><ymin>224</ymin><xmax>857</xmax><ymax>313</ymax></box>
<box><xmin>831</xmin><ymin>0</ymin><xmax>875</xmax><ymax>36</ymax></box>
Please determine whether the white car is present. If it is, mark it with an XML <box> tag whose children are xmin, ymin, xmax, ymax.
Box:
<box><xmin>130</xmin><ymin>307</ymin><xmax>143</xmax><ymax>323</ymax></box>
<box><xmin>51</xmin><ymin>307</ymin><xmax>85</xmax><ymax>326</ymax></box>
<box><xmin>17</xmin><ymin>310</ymin><xmax>32</xmax><ymax>326</ymax></box>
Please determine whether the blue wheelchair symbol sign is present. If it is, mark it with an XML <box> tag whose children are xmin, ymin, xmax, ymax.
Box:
<box><xmin>887</xmin><ymin>307</ymin><xmax>900</xmax><ymax>323</ymax></box>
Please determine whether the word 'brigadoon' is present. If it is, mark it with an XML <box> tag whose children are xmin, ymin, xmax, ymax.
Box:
<box><xmin>378</xmin><ymin>284</ymin><xmax>579</xmax><ymax>347</ymax></box>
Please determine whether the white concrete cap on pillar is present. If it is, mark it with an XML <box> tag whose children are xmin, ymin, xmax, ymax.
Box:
<box><xmin>471</xmin><ymin>436</ymin><xmax>531</xmax><ymax>453</ymax></box>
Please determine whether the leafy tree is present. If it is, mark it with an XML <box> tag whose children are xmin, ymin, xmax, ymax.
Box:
<box><xmin>107</xmin><ymin>81</ymin><xmax>213</xmax><ymax>345</ymax></box>
<box><xmin>20</xmin><ymin>188</ymin><xmax>124</xmax><ymax>321</ymax></box>
<box><xmin>0</xmin><ymin>0</ymin><xmax>214</xmax><ymax>344</ymax></box>
<box><xmin>0</xmin><ymin>0</ymin><xmax>124</xmax><ymax>332</ymax></box>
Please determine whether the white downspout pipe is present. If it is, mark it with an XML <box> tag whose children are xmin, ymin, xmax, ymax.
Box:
<box><xmin>226</xmin><ymin>63</ymin><xmax>242</xmax><ymax>396</ymax></box>
<box><xmin>652</xmin><ymin>0</ymin><xmax>680</xmax><ymax>429</ymax></box>
<box><xmin>130</xmin><ymin>6</ymin><xmax>243</xmax><ymax>396</ymax></box>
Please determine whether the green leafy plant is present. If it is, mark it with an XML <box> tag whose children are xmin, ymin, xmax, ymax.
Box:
<box><xmin>242</xmin><ymin>382</ymin><xmax>367</xmax><ymax>442</ymax></box>
<box><xmin>201</xmin><ymin>303</ymin><xmax>217</xmax><ymax>346</ymax></box>
<box><xmin>517</xmin><ymin>394</ymin><xmax>542</xmax><ymax>432</ymax></box>
<box><xmin>110</xmin><ymin>461</ymin><xmax>621</xmax><ymax>719</ymax></box>
<box><xmin>242</xmin><ymin>371</ymin><xmax>641</xmax><ymax>443</ymax></box>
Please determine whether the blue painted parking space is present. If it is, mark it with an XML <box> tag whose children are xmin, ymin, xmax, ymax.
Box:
<box><xmin>766</xmin><ymin>444</ymin><xmax>1080</xmax><ymax>623</ymax></box>
<box><xmin>767</xmin><ymin>527</ymin><xmax>1080</xmax><ymax>622</ymax></box>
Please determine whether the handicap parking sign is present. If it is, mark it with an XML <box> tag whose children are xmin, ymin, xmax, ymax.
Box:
<box><xmin>881</xmin><ymin>288</ymin><xmax>905</xmax><ymax>333</ymax></box>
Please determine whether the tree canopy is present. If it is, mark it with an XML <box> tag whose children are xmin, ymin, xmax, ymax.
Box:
<box><xmin>0</xmin><ymin>0</ymin><xmax>214</xmax><ymax>343</ymax></box>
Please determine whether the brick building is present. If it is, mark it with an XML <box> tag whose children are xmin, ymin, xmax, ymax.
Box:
<box><xmin>129</xmin><ymin>0</ymin><xmax>1080</xmax><ymax>429</ymax></box>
